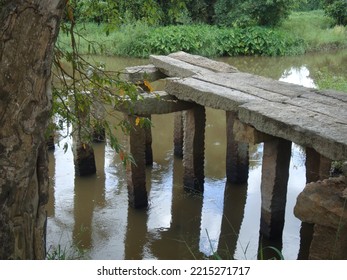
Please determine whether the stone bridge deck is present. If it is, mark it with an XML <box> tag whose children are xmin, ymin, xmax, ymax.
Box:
<box><xmin>119</xmin><ymin>51</ymin><xmax>347</xmax><ymax>245</ymax></box>
<box><xmin>124</xmin><ymin>51</ymin><xmax>347</xmax><ymax>161</ymax></box>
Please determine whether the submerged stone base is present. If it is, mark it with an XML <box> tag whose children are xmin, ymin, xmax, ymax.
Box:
<box><xmin>73</xmin><ymin>144</ymin><xmax>97</xmax><ymax>176</ymax></box>
<box><xmin>294</xmin><ymin>176</ymin><xmax>347</xmax><ymax>259</ymax></box>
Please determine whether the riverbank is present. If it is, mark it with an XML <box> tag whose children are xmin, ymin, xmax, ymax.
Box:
<box><xmin>57</xmin><ymin>11</ymin><xmax>347</xmax><ymax>58</ymax></box>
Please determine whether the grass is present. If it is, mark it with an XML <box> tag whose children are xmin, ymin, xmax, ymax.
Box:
<box><xmin>46</xmin><ymin>243</ymin><xmax>87</xmax><ymax>260</ymax></box>
<box><xmin>315</xmin><ymin>69</ymin><xmax>347</xmax><ymax>92</ymax></box>
<box><xmin>57</xmin><ymin>10</ymin><xmax>347</xmax><ymax>58</ymax></box>
<box><xmin>278</xmin><ymin>10</ymin><xmax>347</xmax><ymax>52</ymax></box>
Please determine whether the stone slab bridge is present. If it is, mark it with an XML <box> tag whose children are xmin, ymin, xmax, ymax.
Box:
<box><xmin>117</xmin><ymin>51</ymin><xmax>347</xmax><ymax>245</ymax></box>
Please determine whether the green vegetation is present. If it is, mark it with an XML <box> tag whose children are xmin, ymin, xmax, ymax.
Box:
<box><xmin>57</xmin><ymin>10</ymin><xmax>346</xmax><ymax>58</ymax></box>
<box><xmin>322</xmin><ymin>0</ymin><xmax>347</xmax><ymax>25</ymax></box>
<box><xmin>214</xmin><ymin>0</ymin><xmax>300</xmax><ymax>27</ymax></box>
<box><xmin>278</xmin><ymin>10</ymin><xmax>347</xmax><ymax>52</ymax></box>
<box><xmin>46</xmin><ymin>243</ymin><xmax>87</xmax><ymax>260</ymax></box>
<box><xmin>315</xmin><ymin>69</ymin><xmax>347</xmax><ymax>92</ymax></box>
<box><xmin>69</xmin><ymin>0</ymin><xmax>302</xmax><ymax>27</ymax></box>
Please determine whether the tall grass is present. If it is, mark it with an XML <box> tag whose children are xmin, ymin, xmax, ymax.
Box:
<box><xmin>279</xmin><ymin>10</ymin><xmax>347</xmax><ymax>52</ymax></box>
<box><xmin>57</xmin><ymin>11</ymin><xmax>347</xmax><ymax>58</ymax></box>
<box><xmin>315</xmin><ymin>70</ymin><xmax>347</xmax><ymax>92</ymax></box>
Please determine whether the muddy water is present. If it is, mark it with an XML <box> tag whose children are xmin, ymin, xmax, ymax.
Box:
<box><xmin>46</xmin><ymin>50</ymin><xmax>347</xmax><ymax>260</ymax></box>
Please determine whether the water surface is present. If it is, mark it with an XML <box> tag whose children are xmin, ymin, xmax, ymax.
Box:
<box><xmin>47</xmin><ymin>49</ymin><xmax>347</xmax><ymax>260</ymax></box>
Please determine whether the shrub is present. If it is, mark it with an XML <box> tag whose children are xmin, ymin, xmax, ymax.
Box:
<box><xmin>322</xmin><ymin>0</ymin><xmax>347</xmax><ymax>26</ymax></box>
<box><xmin>214</xmin><ymin>0</ymin><xmax>301</xmax><ymax>27</ymax></box>
<box><xmin>217</xmin><ymin>27</ymin><xmax>303</xmax><ymax>56</ymax></box>
<box><xmin>143</xmin><ymin>25</ymin><xmax>304</xmax><ymax>57</ymax></box>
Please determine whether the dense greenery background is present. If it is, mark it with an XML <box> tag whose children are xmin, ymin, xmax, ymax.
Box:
<box><xmin>56</xmin><ymin>0</ymin><xmax>347</xmax><ymax>97</ymax></box>
<box><xmin>70</xmin><ymin>0</ymin><xmax>346</xmax><ymax>27</ymax></box>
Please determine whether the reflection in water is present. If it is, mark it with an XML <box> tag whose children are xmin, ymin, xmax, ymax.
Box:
<box><xmin>47</xmin><ymin>50</ymin><xmax>347</xmax><ymax>260</ymax></box>
<box><xmin>73</xmin><ymin>143</ymin><xmax>106</xmax><ymax>250</ymax></box>
<box><xmin>218</xmin><ymin>182</ymin><xmax>248</xmax><ymax>259</ymax></box>
<box><xmin>279</xmin><ymin>66</ymin><xmax>316</xmax><ymax>88</ymax></box>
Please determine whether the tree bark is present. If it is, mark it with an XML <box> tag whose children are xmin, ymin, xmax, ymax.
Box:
<box><xmin>0</xmin><ymin>0</ymin><xmax>65</xmax><ymax>259</ymax></box>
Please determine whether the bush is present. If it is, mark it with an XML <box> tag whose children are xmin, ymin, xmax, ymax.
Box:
<box><xmin>296</xmin><ymin>0</ymin><xmax>323</xmax><ymax>11</ymax></box>
<box><xmin>113</xmin><ymin>24</ymin><xmax>305</xmax><ymax>57</ymax></box>
<box><xmin>214</xmin><ymin>0</ymin><xmax>301</xmax><ymax>27</ymax></box>
<box><xmin>322</xmin><ymin>0</ymin><xmax>347</xmax><ymax>25</ymax></box>
<box><xmin>59</xmin><ymin>11</ymin><xmax>347</xmax><ymax>58</ymax></box>
<box><xmin>250</xmin><ymin>0</ymin><xmax>302</xmax><ymax>27</ymax></box>
<box><xmin>217</xmin><ymin>27</ymin><xmax>304</xmax><ymax>56</ymax></box>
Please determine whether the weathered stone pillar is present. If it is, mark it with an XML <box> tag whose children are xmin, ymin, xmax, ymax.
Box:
<box><xmin>72</xmin><ymin>127</ymin><xmax>97</xmax><ymax>176</ymax></box>
<box><xmin>294</xmin><ymin>176</ymin><xmax>347</xmax><ymax>259</ymax></box>
<box><xmin>174</xmin><ymin>111</ymin><xmax>184</xmax><ymax>158</ymax></box>
<box><xmin>125</xmin><ymin>114</ymin><xmax>148</xmax><ymax>208</ymax></box>
<box><xmin>305</xmin><ymin>147</ymin><xmax>332</xmax><ymax>183</ymax></box>
<box><xmin>226</xmin><ymin>111</ymin><xmax>249</xmax><ymax>184</ymax></box>
<box><xmin>91</xmin><ymin>97</ymin><xmax>106</xmax><ymax>143</ymax></box>
<box><xmin>144</xmin><ymin>115</ymin><xmax>153</xmax><ymax>166</ymax></box>
<box><xmin>183</xmin><ymin>105</ymin><xmax>205</xmax><ymax>192</ymax></box>
<box><xmin>71</xmin><ymin>93</ymin><xmax>97</xmax><ymax>176</ymax></box>
<box><xmin>260</xmin><ymin>137</ymin><xmax>292</xmax><ymax>239</ymax></box>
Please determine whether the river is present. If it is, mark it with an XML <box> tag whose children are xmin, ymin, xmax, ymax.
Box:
<box><xmin>46</xmin><ymin>49</ymin><xmax>347</xmax><ymax>260</ymax></box>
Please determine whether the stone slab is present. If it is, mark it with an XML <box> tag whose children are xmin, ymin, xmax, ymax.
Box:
<box><xmin>301</xmin><ymin>91</ymin><xmax>347</xmax><ymax>107</ymax></box>
<box><xmin>238</xmin><ymin>101</ymin><xmax>347</xmax><ymax>160</ymax></box>
<box><xmin>285</xmin><ymin>97</ymin><xmax>347</xmax><ymax>124</ymax></box>
<box><xmin>319</xmin><ymin>89</ymin><xmax>347</xmax><ymax>103</ymax></box>
<box><xmin>196</xmin><ymin>72</ymin><xmax>292</xmax><ymax>102</ymax></box>
<box><xmin>168</xmin><ymin>51</ymin><xmax>238</xmax><ymax>73</ymax></box>
<box><xmin>115</xmin><ymin>91</ymin><xmax>194</xmax><ymax>115</ymax></box>
<box><xmin>123</xmin><ymin>64</ymin><xmax>166</xmax><ymax>83</ymax></box>
<box><xmin>165</xmin><ymin>77</ymin><xmax>262</xmax><ymax>111</ymax></box>
<box><xmin>150</xmin><ymin>55</ymin><xmax>212</xmax><ymax>78</ymax></box>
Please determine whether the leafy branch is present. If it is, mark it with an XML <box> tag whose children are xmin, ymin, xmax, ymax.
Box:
<box><xmin>51</xmin><ymin>1</ymin><xmax>150</xmax><ymax>164</ymax></box>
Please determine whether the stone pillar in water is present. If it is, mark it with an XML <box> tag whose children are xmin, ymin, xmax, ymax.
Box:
<box><xmin>144</xmin><ymin>115</ymin><xmax>153</xmax><ymax>166</ymax></box>
<box><xmin>226</xmin><ymin>111</ymin><xmax>249</xmax><ymax>184</ymax></box>
<box><xmin>91</xmin><ymin>97</ymin><xmax>106</xmax><ymax>143</ymax></box>
<box><xmin>70</xmin><ymin>93</ymin><xmax>97</xmax><ymax>176</ymax></box>
<box><xmin>174</xmin><ymin>111</ymin><xmax>184</xmax><ymax>158</ymax></box>
<box><xmin>305</xmin><ymin>147</ymin><xmax>332</xmax><ymax>183</ymax></box>
<box><xmin>125</xmin><ymin>114</ymin><xmax>148</xmax><ymax>208</ymax></box>
<box><xmin>72</xmin><ymin>116</ymin><xmax>96</xmax><ymax>177</ymax></box>
<box><xmin>183</xmin><ymin>105</ymin><xmax>205</xmax><ymax>192</ymax></box>
<box><xmin>260</xmin><ymin>137</ymin><xmax>292</xmax><ymax>239</ymax></box>
<box><xmin>72</xmin><ymin>140</ymin><xmax>97</xmax><ymax>176</ymax></box>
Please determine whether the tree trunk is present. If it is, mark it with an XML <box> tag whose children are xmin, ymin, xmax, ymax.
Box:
<box><xmin>0</xmin><ymin>1</ymin><xmax>64</xmax><ymax>259</ymax></box>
